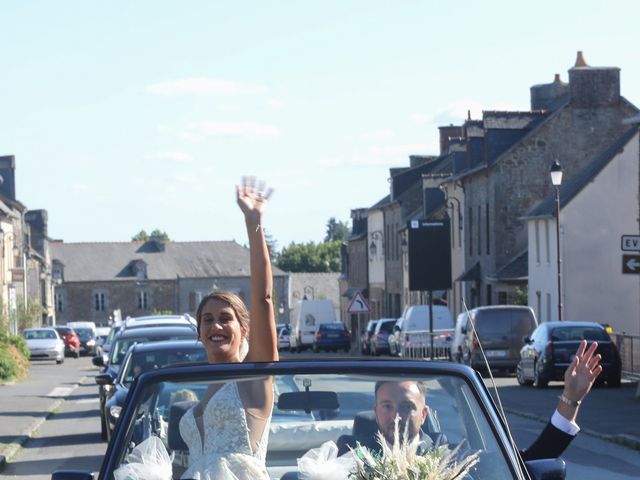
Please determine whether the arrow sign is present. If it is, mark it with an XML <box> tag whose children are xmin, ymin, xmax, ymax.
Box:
<box><xmin>347</xmin><ymin>290</ymin><xmax>370</xmax><ymax>314</ymax></box>
<box><xmin>622</xmin><ymin>254</ymin><xmax>640</xmax><ymax>274</ymax></box>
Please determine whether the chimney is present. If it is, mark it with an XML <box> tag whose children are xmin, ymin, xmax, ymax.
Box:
<box><xmin>568</xmin><ymin>51</ymin><xmax>620</xmax><ymax>108</ymax></box>
<box><xmin>25</xmin><ymin>210</ymin><xmax>49</xmax><ymax>257</ymax></box>
<box><xmin>438</xmin><ymin>125</ymin><xmax>463</xmax><ymax>155</ymax></box>
<box><xmin>530</xmin><ymin>74</ymin><xmax>569</xmax><ymax>110</ymax></box>
<box><xmin>0</xmin><ymin>156</ymin><xmax>16</xmax><ymax>201</ymax></box>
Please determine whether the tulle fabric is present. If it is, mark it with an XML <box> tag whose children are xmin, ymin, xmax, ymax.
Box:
<box><xmin>180</xmin><ymin>453</ymin><xmax>270</xmax><ymax>480</ymax></box>
<box><xmin>297</xmin><ymin>440</ymin><xmax>358</xmax><ymax>480</ymax></box>
<box><xmin>113</xmin><ymin>436</ymin><xmax>174</xmax><ymax>480</ymax></box>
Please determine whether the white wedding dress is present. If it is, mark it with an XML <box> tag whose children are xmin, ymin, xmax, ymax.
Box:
<box><xmin>178</xmin><ymin>382</ymin><xmax>272</xmax><ymax>480</ymax></box>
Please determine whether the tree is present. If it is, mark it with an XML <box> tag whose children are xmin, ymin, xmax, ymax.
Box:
<box><xmin>132</xmin><ymin>229</ymin><xmax>171</xmax><ymax>242</ymax></box>
<box><xmin>277</xmin><ymin>240</ymin><xmax>342</xmax><ymax>272</ymax></box>
<box><xmin>324</xmin><ymin>217</ymin><xmax>351</xmax><ymax>242</ymax></box>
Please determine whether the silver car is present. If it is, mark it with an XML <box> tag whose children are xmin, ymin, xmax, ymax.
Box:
<box><xmin>22</xmin><ymin>328</ymin><xmax>65</xmax><ymax>364</ymax></box>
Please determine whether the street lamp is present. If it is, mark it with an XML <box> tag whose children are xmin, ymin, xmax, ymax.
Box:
<box><xmin>550</xmin><ymin>160</ymin><xmax>563</xmax><ymax>321</ymax></box>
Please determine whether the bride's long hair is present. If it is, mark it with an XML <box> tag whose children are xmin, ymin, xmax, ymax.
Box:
<box><xmin>196</xmin><ymin>291</ymin><xmax>250</xmax><ymax>360</ymax></box>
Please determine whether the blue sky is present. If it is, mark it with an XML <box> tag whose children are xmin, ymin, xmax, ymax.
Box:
<box><xmin>1</xmin><ymin>1</ymin><xmax>638</xmax><ymax>248</ymax></box>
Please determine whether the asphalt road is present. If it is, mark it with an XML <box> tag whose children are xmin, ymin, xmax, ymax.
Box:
<box><xmin>1</xmin><ymin>353</ymin><xmax>639</xmax><ymax>479</ymax></box>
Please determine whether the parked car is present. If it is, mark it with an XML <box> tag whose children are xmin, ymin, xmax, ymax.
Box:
<box><xmin>277</xmin><ymin>324</ymin><xmax>291</xmax><ymax>350</ymax></box>
<box><xmin>517</xmin><ymin>321</ymin><xmax>621</xmax><ymax>388</ymax></box>
<box><xmin>72</xmin><ymin>327</ymin><xmax>97</xmax><ymax>356</ymax></box>
<box><xmin>22</xmin><ymin>328</ymin><xmax>65</xmax><ymax>364</ymax></box>
<box><xmin>312</xmin><ymin>322</ymin><xmax>351</xmax><ymax>352</ymax></box>
<box><xmin>289</xmin><ymin>299</ymin><xmax>338</xmax><ymax>352</ymax></box>
<box><xmin>99</xmin><ymin>339</ymin><xmax>206</xmax><ymax>440</ymax></box>
<box><xmin>360</xmin><ymin>319</ymin><xmax>379</xmax><ymax>354</ymax></box>
<box><xmin>450</xmin><ymin>311</ymin><xmax>469</xmax><ymax>363</ymax></box>
<box><xmin>462</xmin><ymin>306</ymin><xmax>538</xmax><ymax>372</ymax></box>
<box><xmin>369</xmin><ymin>318</ymin><xmax>396</xmax><ymax>356</ymax></box>
<box><xmin>397</xmin><ymin>305</ymin><xmax>454</xmax><ymax>358</ymax></box>
<box><xmin>387</xmin><ymin>317</ymin><xmax>403</xmax><ymax>356</ymax></box>
<box><xmin>52</xmin><ymin>326</ymin><xmax>81</xmax><ymax>358</ymax></box>
<box><xmin>93</xmin><ymin>324</ymin><xmax>198</xmax><ymax>441</ymax></box>
<box><xmin>54</xmin><ymin>359</ymin><xmax>567</xmax><ymax>480</ymax></box>
<box><xmin>94</xmin><ymin>326</ymin><xmax>111</xmax><ymax>356</ymax></box>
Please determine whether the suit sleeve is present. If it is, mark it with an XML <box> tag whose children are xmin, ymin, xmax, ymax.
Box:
<box><xmin>520</xmin><ymin>421</ymin><xmax>575</xmax><ymax>461</ymax></box>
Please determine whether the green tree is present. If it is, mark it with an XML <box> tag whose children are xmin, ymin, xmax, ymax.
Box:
<box><xmin>513</xmin><ymin>286</ymin><xmax>528</xmax><ymax>305</ymax></box>
<box><xmin>324</xmin><ymin>217</ymin><xmax>350</xmax><ymax>242</ymax></box>
<box><xmin>132</xmin><ymin>230</ymin><xmax>149</xmax><ymax>241</ymax></box>
<box><xmin>132</xmin><ymin>229</ymin><xmax>171</xmax><ymax>242</ymax></box>
<box><xmin>277</xmin><ymin>240</ymin><xmax>342</xmax><ymax>272</ymax></box>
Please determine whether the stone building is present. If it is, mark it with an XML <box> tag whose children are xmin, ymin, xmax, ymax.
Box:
<box><xmin>51</xmin><ymin>240</ymin><xmax>289</xmax><ymax>326</ymax></box>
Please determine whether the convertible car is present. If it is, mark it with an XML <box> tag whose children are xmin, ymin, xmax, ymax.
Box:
<box><xmin>52</xmin><ymin>360</ymin><xmax>565</xmax><ymax>480</ymax></box>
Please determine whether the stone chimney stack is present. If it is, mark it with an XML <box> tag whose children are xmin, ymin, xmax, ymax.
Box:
<box><xmin>568</xmin><ymin>51</ymin><xmax>620</xmax><ymax>108</ymax></box>
<box><xmin>438</xmin><ymin>125</ymin><xmax>463</xmax><ymax>155</ymax></box>
<box><xmin>25</xmin><ymin>210</ymin><xmax>49</xmax><ymax>258</ymax></box>
<box><xmin>0</xmin><ymin>156</ymin><xmax>16</xmax><ymax>201</ymax></box>
<box><xmin>530</xmin><ymin>73</ymin><xmax>569</xmax><ymax>110</ymax></box>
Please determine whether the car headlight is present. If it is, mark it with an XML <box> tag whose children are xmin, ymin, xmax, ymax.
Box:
<box><xmin>87</xmin><ymin>339</ymin><xmax>96</xmax><ymax>346</ymax></box>
<box><xmin>110</xmin><ymin>405</ymin><xmax>122</xmax><ymax>419</ymax></box>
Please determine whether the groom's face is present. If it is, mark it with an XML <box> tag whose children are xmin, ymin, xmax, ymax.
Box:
<box><xmin>374</xmin><ymin>381</ymin><xmax>429</xmax><ymax>445</ymax></box>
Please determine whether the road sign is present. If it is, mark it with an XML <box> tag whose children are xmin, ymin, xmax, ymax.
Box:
<box><xmin>622</xmin><ymin>254</ymin><xmax>640</xmax><ymax>274</ymax></box>
<box><xmin>622</xmin><ymin>235</ymin><xmax>640</xmax><ymax>251</ymax></box>
<box><xmin>347</xmin><ymin>290</ymin><xmax>370</xmax><ymax>314</ymax></box>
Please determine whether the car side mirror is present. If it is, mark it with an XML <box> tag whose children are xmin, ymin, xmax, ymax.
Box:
<box><xmin>393</xmin><ymin>326</ymin><xmax>400</xmax><ymax>333</ymax></box>
<box><xmin>91</xmin><ymin>355</ymin><xmax>105</xmax><ymax>367</ymax></box>
<box><xmin>95</xmin><ymin>373</ymin><xmax>114</xmax><ymax>386</ymax></box>
<box><xmin>522</xmin><ymin>336</ymin><xmax>532</xmax><ymax>344</ymax></box>
<box><xmin>525</xmin><ymin>458</ymin><xmax>566</xmax><ymax>480</ymax></box>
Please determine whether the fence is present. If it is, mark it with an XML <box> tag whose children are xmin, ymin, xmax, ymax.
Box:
<box><xmin>611</xmin><ymin>332</ymin><xmax>640</xmax><ymax>380</ymax></box>
<box><xmin>401</xmin><ymin>330</ymin><xmax>452</xmax><ymax>360</ymax></box>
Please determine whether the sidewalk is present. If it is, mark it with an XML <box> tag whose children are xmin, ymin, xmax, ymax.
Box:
<box><xmin>0</xmin><ymin>374</ymin><xmax>88</xmax><ymax>470</ymax></box>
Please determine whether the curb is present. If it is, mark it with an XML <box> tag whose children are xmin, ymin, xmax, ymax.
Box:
<box><xmin>0</xmin><ymin>397</ymin><xmax>65</xmax><ymax>471</ymax></box>
<box><xmin>503</xmin><ymin>407</ymin><xmax>640</xmax><ymax>452</ymax></box>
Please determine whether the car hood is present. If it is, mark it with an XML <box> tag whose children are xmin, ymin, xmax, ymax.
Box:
<box><xmin>26</xmin><ymin>339</ymin><xmax>62</xmax><ymax>349</ymax></box>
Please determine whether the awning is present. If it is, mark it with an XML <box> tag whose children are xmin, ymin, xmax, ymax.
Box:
<box><xmin>456</xmin><ymin>262</ymin><xmax>481</xmax><ymax>283</ymax></box>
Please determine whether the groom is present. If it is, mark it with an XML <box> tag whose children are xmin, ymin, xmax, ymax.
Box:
<box><xmin>340</xmin><ymin>339</ymin><xmax>602</xmax><ymax>460</ymax></box>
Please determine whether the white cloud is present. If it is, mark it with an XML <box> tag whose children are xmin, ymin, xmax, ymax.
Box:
<box><xmin>179</xmin><ymin>121</ymin><xmax>281</xmax><ymax>140</ymax></box>
<box><xmin>144</xmin><ymin>151</ymin><xmax>193</xmax><ymax>163</ymax></box>
<box><xmin>360</xmin><ymin>128</ymin><xmax>395</xmax><ymax>141</ymax></box>
<box><xmin>145</xmin><ymin>77</ymin><xmax>268</xmax><ymax>96</ymax></box>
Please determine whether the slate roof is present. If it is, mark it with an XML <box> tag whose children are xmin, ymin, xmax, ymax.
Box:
<box><xmin>51</xmin><ymin>241</ymin><xmax>286</xmax><ymax>282</ymax></box>
<box><xmin>524</xmin><ymin>126</ymin><xmax>638</xmax><ymax>218</ymax></box>
<box><xmin>370</xmin><ymin>194</ymin><xmax>391</xmax><ymax>210</ymax></box>
<box><xmin>488</xmin><ymin>250</ymin><xmax>528</xmax><ymax>282</ymax></box>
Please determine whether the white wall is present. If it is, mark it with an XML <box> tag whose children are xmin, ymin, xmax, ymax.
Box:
<box><xmin>529</xmin><ymin>132</ymin><xmax>640</xmax><ymax>335</ymax></box>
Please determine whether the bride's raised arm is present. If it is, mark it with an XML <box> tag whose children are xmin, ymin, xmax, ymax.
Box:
<box><xmin>236</xmin><ymin>176</ymin><xmax>279</xmax><ymax>363</ymax></box>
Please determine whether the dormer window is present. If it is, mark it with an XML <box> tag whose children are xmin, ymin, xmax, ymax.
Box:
<box><xmin>132</xmin><ymin>260</ymin><xmax>147</xmax><ymax>282</ymax></box>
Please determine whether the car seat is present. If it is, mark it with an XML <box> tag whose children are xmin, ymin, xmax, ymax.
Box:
<box><xmin>167</xmin><ymin>400</ymin><xmax>198</xmax><ymax>451</ymax></box>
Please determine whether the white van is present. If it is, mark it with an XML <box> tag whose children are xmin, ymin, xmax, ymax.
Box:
<box><xmin>289</xmin><ymin>299</ymin><xmax>337</xmax><ymax>352</ymax></box>
<box><xmin>398</xmin><ymin>305</ymin><xmax>454</xmax><ymax>358</ymax></box>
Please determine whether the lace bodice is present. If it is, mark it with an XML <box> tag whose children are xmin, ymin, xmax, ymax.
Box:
<box><xmin>179</xmin><ymin>382</ymin><xmax>271</xmax><ymax>466</ymax></box>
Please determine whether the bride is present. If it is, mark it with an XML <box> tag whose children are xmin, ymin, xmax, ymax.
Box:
<box><xmin>178</xmin><ymin>177</ymin><xmax>279</xmax><ymax>480</ymax></box>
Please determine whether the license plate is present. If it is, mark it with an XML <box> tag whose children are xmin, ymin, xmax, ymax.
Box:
<box><xmin>486</xmin><ymin>350</ymin><xmax>507</xmax><ymax>358</ymax></box>
<box><xmin>327</xmin><ymin>334</ymin><xmax>339</xmax><ymax>338</ymax></box>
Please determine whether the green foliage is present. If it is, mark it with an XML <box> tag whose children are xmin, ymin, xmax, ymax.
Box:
<box><xmin>151</xmin><ymin>309</ymin><xmax>174</xmax><ymax>315</ymax></box>
<box><xmin>513</xmin><ymin>286</ymin><xmax>528</xmax><ymax>306</ymax></box>
<box><xmin>277</xmin><ymin>240</ymin><xmax>342</xmax><ymax>272</ymax></box>
<box><xmin>324</xmin><ymin>217</ymin><xmax>351</xmax><ymax>242</ymax></box>
<box><xmin>132</xmin><ymin>229</ymin><xmax>171</xmax><ymax>242</ymax></box>
<box><xmin>0</xmin><ymin>336</ymin><xmax>29</xmax><ymax>382</ymax></box>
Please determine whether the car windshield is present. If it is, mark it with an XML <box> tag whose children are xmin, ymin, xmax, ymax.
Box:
<box><xmin>55</xmin><ymin>327</ymin><xmax>73</xmax><ymax>335</ymax></box>
<box><xmin>75</xmin><ymin>328</ymin><xmax>94</xmax><ymax>340</ymax></box>
<box><xmin>24</xmin><ymin>330</ymin><xmax>56</xmax><ymax>340</ymax></box>
<box><xmin>110</xmin><ymin>368</ymin><xmax>516</xmax><ymax>480</ymax></box>
<box><xmin>320</xmin><ymin>323</ymin><xmax>345</xmax><ymax>331</ymax></box>
<box><xmin>110</xmin><ymin>335</ymin><xmax>197</xmax><ymax>366</ymax></box>
<box><xmin>120</xmin><ymin>348</ymin><xmax>207</xmax><ymax>386</ymax></box>
<box><xmin>550</xmin><ymin>327</ymin><xmax>608</xmax><ymax>342</ymax></box>
<box><xmin>378</xmin><ymin>321</ymin><xmax>395</xmax><ymax>333</ymax></box>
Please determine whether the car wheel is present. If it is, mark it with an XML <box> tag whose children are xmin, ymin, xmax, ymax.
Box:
<box><xmin>56</xmin><ymin>356</ymin><xmax>64</xmax><ymax>364</ymax></box>
<box><xmin>516</xmin><ymin>363</ymin><xmax>532</xmax><ymax>386</ymax></box>
<box><xmin>533</xmin><ymin>361</ymin><xmax>547</xmax><ymax>388</ymax></box>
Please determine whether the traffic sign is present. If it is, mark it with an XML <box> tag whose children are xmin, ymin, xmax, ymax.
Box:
<box><xmin>347</xmin><ymin>290</ymin><xmax>370</xmax><ymax>314</ymax></box>
<box><xmin>621</xmin><ymin>235</ymin><xmax>640</xmax><ymax>251</ymax></box>
<box><xmin>622</xmin><ymin>254</ymin><xmax>640</xmax><ymax>274</ymax></box>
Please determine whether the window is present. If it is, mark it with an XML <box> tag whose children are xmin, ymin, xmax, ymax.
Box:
<box><xmin>55</xmin><ymin>293</ymin><xmax>63</xmax><ymax>312</ymax></box>
<box><xmin>498</xmin><ymin>291</ymin><xmax>508</xmax><ymax>305</ymax></box>
<box><xmin>545</xmin><ymin>220</ymin><xmax>550</xmax><ymax>263</ymax></box>
<box><xmin>94</xmin><ymin>292</ymin><xmax>105</xmax><ymax>311</ymax></box>
<box><xmin>468</xmin><ymin>207</ymin><xmax>473</xmax><ymax>256</ymax></box>
<box><xmin>477</xmin><ymin>205</ymin><xmax>481</xmax><ymax>256</ymax></box>
<box><xmin>138</xmin><ymin>291</ymin><xmax>149</xmax><ymax>310</ymax></box>
<box><xmin>485</xmin><ymin>203</ymin><xmax>490</xmax><ymax>255</ymax></box>
<box><xmin>486</xmin><ymin>284</ymin><xmax>492</xmax><ymax>305</ymax></box>
<box><xmin>546</xmin><ymin>293</ymin><xmax>551</xmax><ymax>322</ymax></box>
<box><xmin>535</xmin><ymin>221</ymin><xmax>540</xmax><ymax>263</ymax></box>
<box><xmin>536</xmin><ymin>291</ymin><xmax>541</xmax><ymax>320</ymax></box>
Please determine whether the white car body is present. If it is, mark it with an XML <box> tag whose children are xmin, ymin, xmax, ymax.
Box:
<box><xmin>23</xmin><ymin>328</ymin><xmax>65</xmax><ymax>364</ymax></box>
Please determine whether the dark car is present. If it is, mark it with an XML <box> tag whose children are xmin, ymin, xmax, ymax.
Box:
<box><xmin>74</xmin><ymin>327</ymin><xmax>97</xmax><ymax>356</ymax></box>
<box><xmin>99</xmin><ymin>339</ymin><xmax>206</xmax><ymax>440</ymax></box>
<box><xmin>93</xmin><ymin>324</ymin><xmax>198</xmax><ymax>440</ymax></box>
<box><xmin>53</xmin><ymin>360</ymin><xmax>567</xmax><ymax>480</ymax></box>
<box><xmin>312</xmin><ymin>322</ymin><xmax>351</xmax><ymax>352</ymax></box>
<box><xmin>370</xmin><ymin>318</ymin><xmax>396</xmax><ymax>356</ymax></box>
<box><xmin>52</xmin><ymin>326</ymin><xmax>81</xmax><ymax>358</ymax></box>
<box><xmin>517</xmin><ymin>321</ymin><xmax>622</xmax><ymax>388</ymax></box>
<box><xmin>360</xmin><ymin>319</ymin><xmax>379</xmax><ymax>354</ymax></box>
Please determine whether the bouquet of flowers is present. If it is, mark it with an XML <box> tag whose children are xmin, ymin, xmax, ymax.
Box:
<box><xmin>349</xmin><ymin>417</ymin><xmax>480</xmax><ymax>480</ymax></box>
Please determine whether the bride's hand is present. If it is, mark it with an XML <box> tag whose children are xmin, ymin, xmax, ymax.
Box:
<box><xmin>236</xmin><ymin>176</ymin><xmax>273</xmax><ymax>224</ymax></box>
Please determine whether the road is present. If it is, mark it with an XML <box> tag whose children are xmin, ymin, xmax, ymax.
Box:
<box><xmin>1</xmin><ymin>353</ymin><xmax>639</xmax><ymax>479</ymax></box>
